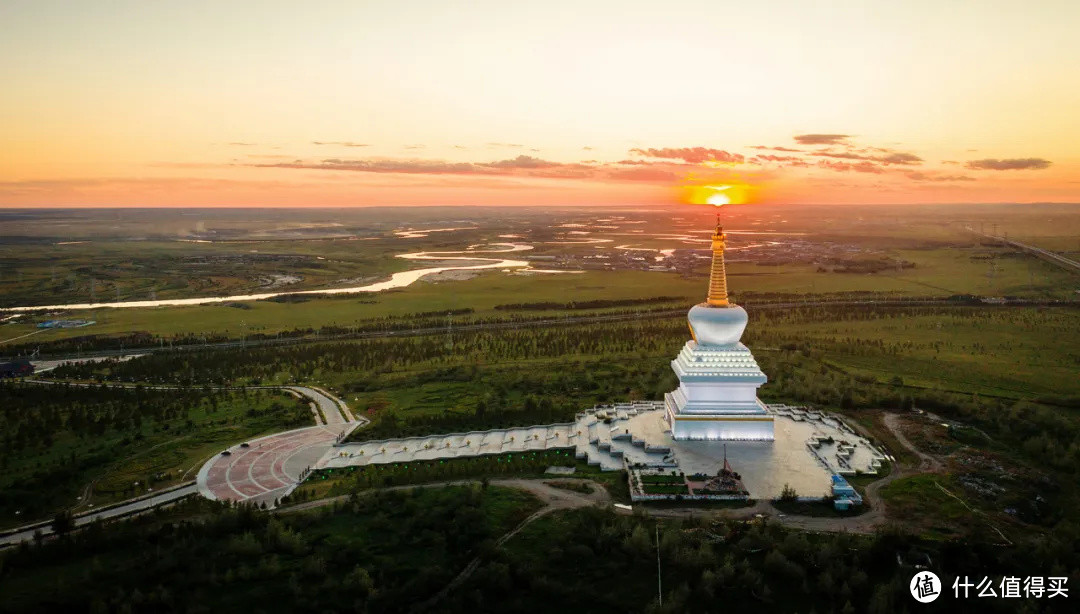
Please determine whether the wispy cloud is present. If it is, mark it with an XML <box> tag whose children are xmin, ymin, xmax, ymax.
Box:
<box><xmin>811</xmin><ymin>150</ymin><xmax>922</xmax><ymax>165</ymax></box>
<box><xmin>312</xmin><ymin>141</ymin><xmax>371</xmax><ymax>147</ymax></box>
<box><xmin>794</xmin><ymin>134</ymin><xmax>850</xmax><ymax>145</ymax></box>
<box><xmin>966</xmin><ymin>158</ymin><xmax>1051</xmax><ymax>170</ymax></box>
<box><xmin>905</xmin><ymin>172</ymin><xmax>975</xmax><ymax>182</ymax></box>
<box><xmin>750</xmin><ymin>145</ymin><xmax>802</xmax><ymax>152</ymax></box>
<box><xmin>628</xmin><ymin>147</ymin><xmax>745</xmax><ymax>164</ymax></box>
<box><xmin>817</xmin><ymin>160</ymin><xmax>886</xmax><ymax>174</ymax></box>
<box><xmin>879</xmin><ymin>152</ymin><xmax>923</xmax><ymax>165</ymax></box>
<box><xmin>483</xmin><ymin>155</ymin><xmax>559</xmax><ymax>169</ymax></box>
<box><xmin>606</xmin><ymin>167</ymin><xmax>679</xmax><ymax>182</ymax></box>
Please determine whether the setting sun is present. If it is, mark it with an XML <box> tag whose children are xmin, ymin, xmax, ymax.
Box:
<box><xmin>682</xmin><ymin>183</ymin><xmax>753</xmax><ymax>207</ymax></box>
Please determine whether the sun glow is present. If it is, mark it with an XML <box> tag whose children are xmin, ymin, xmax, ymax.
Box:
<box><xmin>682</xmin><ymin>183</ymin><xmax>752</xmax><ymax>207</ymax></box>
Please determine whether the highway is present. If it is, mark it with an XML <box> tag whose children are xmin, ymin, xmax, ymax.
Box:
<box><xmin>966</xmin><ymin>226</ymin><xmax>1080</xmax><ymax>274</ymax></box>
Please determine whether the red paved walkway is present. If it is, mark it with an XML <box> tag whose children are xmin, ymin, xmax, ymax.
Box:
<box><xmin>197</xmin><ymin>424</ymin><xmax>349</xmax><ymax>505</ymax></box>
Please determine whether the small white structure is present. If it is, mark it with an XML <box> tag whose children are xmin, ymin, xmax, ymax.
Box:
<box><xmin>664</xmin><ymin>219</ymin><xmax>773</xmax><ymax>441</ymax></box>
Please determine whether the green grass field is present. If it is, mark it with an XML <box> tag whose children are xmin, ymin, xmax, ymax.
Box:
<box><xmin>3</xmin><ymin>239</ymin><xmax>1076</xmax><ymax>352</ymax></box>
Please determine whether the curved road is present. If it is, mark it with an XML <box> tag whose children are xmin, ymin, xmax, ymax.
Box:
<box><xmin>1</xmin><ymin>381</ymin><xmax>362</xmax><ymax>547</ymax></box>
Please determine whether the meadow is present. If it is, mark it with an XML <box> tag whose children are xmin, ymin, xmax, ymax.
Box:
<box><xmin>3</xmin><ymin>202</ymin><xmax>1077</xmax><ymax>353</ymax></box>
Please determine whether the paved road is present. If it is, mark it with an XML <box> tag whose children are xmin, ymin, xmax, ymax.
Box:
<box><xmin>967</xmin><ymin>226</ymin><xmax>1080</xmax><ymax>274</ymax></box>
<box><xmin>0</xmin><ymin>483</ymin><xmax>198</xmax><ymax>548</ymax></box>
<box><xmin>1</xmin><ymin>380</ymin><xmax>361</xmax><ymax>546</ymax></box>
<box><xmin>23</xmin><ymin>379</ymin><xmax>356</xmax><ymax>426</ymax></box>
<box><xmin>196</xmin><ymin>423</ymin><xmax>357</xmax><ymax>506</ymax></box>
<box><xmin>289</xmin><ymin>385</ymin><xmax>353</xmax><ymax>425</ymax></box>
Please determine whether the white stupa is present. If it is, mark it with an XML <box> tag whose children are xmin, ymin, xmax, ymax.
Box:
<box><xmin>664</xmin><ymin>217</ymin><xmax>774</xmax><ymax>440</ymax></box>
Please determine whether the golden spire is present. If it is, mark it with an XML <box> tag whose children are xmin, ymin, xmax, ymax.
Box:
<box><xmin>706</xmin><ymin>213</ymin><xmax>730</xmax><ymax>307</ymax></box>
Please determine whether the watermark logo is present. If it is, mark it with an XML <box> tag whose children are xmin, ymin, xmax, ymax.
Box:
<box><xmin>910</xmin><ymin>571</ymin><xmax>942</xmax><ymax>603</ymax></box>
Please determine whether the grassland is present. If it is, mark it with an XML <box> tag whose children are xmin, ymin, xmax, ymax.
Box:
<box><xmin>3</xmin><ymin>202</ymin><xmax>1077</xmax><ymax>353</ymax></box>
<box><xmin>3</xmin><ymin>242</ymin><xmax>1076</xmax><ymax>353</ymax></box>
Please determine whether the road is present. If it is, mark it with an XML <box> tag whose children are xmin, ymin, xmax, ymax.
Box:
<box><xmin>23</xmin><ymin>379</ymin><xmax>359</xmax><ymax>426</ymax></box>
<box><xmin>0</xmin><ymin>406</ymin><xmax>932</xmax><ymax>550</ymax></box>
<box><xmin>1</xmin><ymin>381</ymin><xmax>361</xmax><ymax>547</ymax></box>
<box><xmin>966</xmin><ymin>226</ymin><xmax>1080</xmax><ymax>274</ymax></box>
<box><xmin>196</xmin><ymin>423</ymin><xmax>357</xmax><ymax>507</ymax></box>
<box><xmin>8</xmin><ymin>297</ymin><xmax>1074</xmax><ymax>363</ymax></box>
<box><xmin>0</xmin><ymin>483</ymin><xmax>198</xmax><ymax>548</ymax></box>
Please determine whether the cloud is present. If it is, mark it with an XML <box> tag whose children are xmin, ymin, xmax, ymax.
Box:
<box><xmin>228</xmin><ymin>142</ymin><xmax>257</xmax><ymax>146</ymax></box>
<box><xmin>482</xmin><ymin>155</ymin><xmax>559</xmax><ymax>169</ymax></box>
<box><xmin>812</xmin><ymin>151</ymin><xmax>867</xmax><ymax>161</ymax></box>
<box><xmin>312</xmin><ymin>141</ymin><xmax>371</xmax><ymax>147</ymax></box>
<box><xmin>811</xmin><ymin>150</ymin><xmax>922</xmax><ymax>165</ymax></box>
<box><xmin>905</xmin><ymin>172</ymin><xmax>976</xmax><ymax>182</ymax></box>
<box><xmin>817</xmin><ymin>160</ymin><xmax>886</xmax><ymax>174</ymax></box>
<box><xmin>257</xmin><ymin>159</ymin><xmax>484</xmax><ymax>174</ymax></box>
<box><xmin>794</xmin><ymin>134</ymin><xmax>850</xmax><ymax>145</ymax></box>
<box><xmin>966</xmin><ymin>158</ymin><xmax>1051</xmax><ymax>171</ymax></box>
<box><xmin>749</xmin><ymin>145</ymin><xmax>802</xmax><ymax>152</ymax></box>
<box><xmin>606</xmin><ymin>168</ymin><xmax>679</xmax><ymax>182</ymax></box>
<box><xmin>879</xmin><ymin>152</ymin><xmax>923</xmax><ymax>165</ymax></box>
<box><xmin>486</xmin><ymin>142</ymin><xmax>524</xmax><ymax>148</ymax></box>
<box><xmin>628</xmin><ymin>147</ymin><xmax>745</xmax><ymax>164</ymax></box>
<box><xmin>251</xmin><ymin>154</ymin><xmax>577</xmax><ymax>177</ymax></box>
<box><xmin>582</xmin><ymin>146</ymin><xmax>594</xmax><ymax>151</ymax></box>
<box><xmin>753</xmin><ymin>154</ymin><xmax>804</xmax><ymax>163</ymax></box>
<box><xmin>403</xmin><ymin>144</ymin><xmax>426</xmax><ymax>150</ymax></box>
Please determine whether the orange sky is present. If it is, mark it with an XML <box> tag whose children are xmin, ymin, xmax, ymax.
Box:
<box><xmin>2</xmin><ymin>1</ymin><xmax>1079</xmax><ymax>207</ymax></box>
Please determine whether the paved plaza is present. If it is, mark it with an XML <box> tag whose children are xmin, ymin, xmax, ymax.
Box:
<box><xmin>197</xmin><ymin>423</ymin><xmax>355</xmax><ymax>506</ymax></box>
<box><xmin>322</xmin><ymin>402</ymin><xmax>887</xmax><ymax>499</ymax></box>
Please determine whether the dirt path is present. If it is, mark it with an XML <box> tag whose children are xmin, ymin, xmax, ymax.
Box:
<box><xmin>883</xmin><ymin>412</ymin><xmax>943</xmax><ymax>473</ymax></box>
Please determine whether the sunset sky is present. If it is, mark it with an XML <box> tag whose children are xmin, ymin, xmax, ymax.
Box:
<box><xmin>2</xmin><ymin>0</ymin><xmax>1079</xmax><ymax>207</ymax></box>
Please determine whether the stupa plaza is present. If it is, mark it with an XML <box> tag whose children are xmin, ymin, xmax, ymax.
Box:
<box><xmin>320</xmin><ymin>215</ymin><xmax>888</xmax><ymax>501</ymax></box>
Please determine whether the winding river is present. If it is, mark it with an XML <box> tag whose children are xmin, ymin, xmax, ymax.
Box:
<box><xmin>6</xmin><ymin>243</ymin><xmax>535</xmax><ymax>312</ymax></box>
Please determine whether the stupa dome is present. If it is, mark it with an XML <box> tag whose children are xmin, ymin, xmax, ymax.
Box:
<box><xmin>688</xmin><ymin>303</ymin><xmax>747</xmax><ymax>347</ymax></box>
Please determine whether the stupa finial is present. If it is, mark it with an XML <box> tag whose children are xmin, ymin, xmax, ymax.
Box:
<box><xmin>706</xmin><ymin>214</ymin><xmax>730</xmax><ymax>307</ymax></box>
